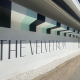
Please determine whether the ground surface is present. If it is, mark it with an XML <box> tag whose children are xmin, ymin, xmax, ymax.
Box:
<box><xmin>33</xmin><ymin>54</ymin><xmax>80</xmax><ymax>80</ymax></box>
<box><xmin>68</xmin><ymin>65</ymin><xmax>80</xmax><ymax>80</ymax></box>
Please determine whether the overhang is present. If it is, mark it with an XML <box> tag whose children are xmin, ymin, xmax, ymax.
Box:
<box><xmin>64</xmin><ymin>0</ymin><xmax>80</xmax><ymax>18</ymax></box>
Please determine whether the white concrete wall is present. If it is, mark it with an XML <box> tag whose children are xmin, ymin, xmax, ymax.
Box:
<box><xmin>0</xmin><ymin>27</ymin><xmax>79</xmax><ymax>80</ymax></box>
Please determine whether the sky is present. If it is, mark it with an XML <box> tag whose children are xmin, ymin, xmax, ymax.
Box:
<box><xmin>78</xmin><ymin>0</ymin><xmax>80</xmax><ymax>3</ymax></box>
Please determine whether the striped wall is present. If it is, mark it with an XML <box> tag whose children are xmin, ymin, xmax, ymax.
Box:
<box><xmin>0</xmin><ymin>0</ymin><xmax>80</xmax><ymax>37</ymax></box>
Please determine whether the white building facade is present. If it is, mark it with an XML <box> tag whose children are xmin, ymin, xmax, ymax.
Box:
<box><xmin>0</xmin><ymin>0</ymin><xmax>80</xmax><ymax>80</ymax></box>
